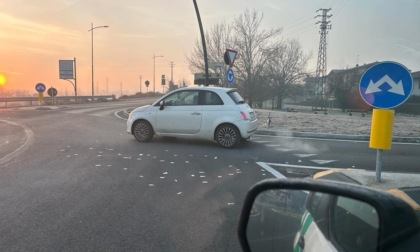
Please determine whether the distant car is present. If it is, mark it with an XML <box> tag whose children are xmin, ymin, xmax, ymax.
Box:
<box><xmin>127</xmin><ymin>86</ymin><xmax>258</xmax><ymax>148</ymax></box>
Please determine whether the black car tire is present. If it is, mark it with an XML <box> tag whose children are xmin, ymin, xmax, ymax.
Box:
<box><xmin>216</xmin><ymin>124</ymin><xmax>240</xmax><ymax>148</ymax></box>
<box><xmin>133</xmin><ymin>120</ymin><xmax>154</xmax><ymax>142</ymax></box>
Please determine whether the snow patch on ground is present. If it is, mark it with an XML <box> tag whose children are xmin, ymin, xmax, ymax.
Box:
<box><xmin>256</xmin><ymin>109</ymin><xmax>420</xmax><ymax>137</ymax></box>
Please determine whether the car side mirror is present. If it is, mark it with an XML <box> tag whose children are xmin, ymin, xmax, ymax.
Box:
<box><xmin>238</xmin><ymin>179</ymin><xmax>420</xmax><ymax>252</ymax></box>
<box><xmin>159</xmin><ymin>100</ymin><xmax>164</xmax><ymax>110</ymax></box>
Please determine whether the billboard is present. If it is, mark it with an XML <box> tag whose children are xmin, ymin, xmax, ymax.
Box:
<box><xmin>59</xmin><ymin>60</ymin><xmax>74</xmax><ymax>79</ymax></box>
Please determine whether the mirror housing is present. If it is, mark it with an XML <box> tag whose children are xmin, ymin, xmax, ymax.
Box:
<box><xmin>238</xmin><ymin>178</ymin><xmax>420</xmax><ymax>252</ymax></box>
<box><xmin>159</xmin><ymin>100</ymin><xmax>164</xmax><ymax>110</ymax></box>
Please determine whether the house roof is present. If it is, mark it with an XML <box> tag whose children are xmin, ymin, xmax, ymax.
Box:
<box><xmin>411</xmin><ymin>71</ymin><xmax>420</xmax><ymax>78</ymax></box>
<box><xmin>328</xmin><ymin>62</ymin><xmax>378</xmax><ymax>76</ymax></box>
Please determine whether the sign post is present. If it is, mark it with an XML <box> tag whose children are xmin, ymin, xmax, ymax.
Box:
<box><xmin>35</xmin><ymin>83</ymin><xmax>46</xmax><ymax>106</ymax></box>
<box><xmin>224</xmin><ymin>49</ymin><xmax>238</xmax><ymax>87</ymax></box>
<box><xmin>359</xmin><ymin>61</ymin><xmax>413</xmax><ymax>182</ymax></box>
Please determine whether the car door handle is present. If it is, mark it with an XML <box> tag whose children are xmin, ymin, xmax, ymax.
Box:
<box><xmin>191</xmin><ymin>112</ymin><xmax>201</xmax><ymax>115</ymax></box>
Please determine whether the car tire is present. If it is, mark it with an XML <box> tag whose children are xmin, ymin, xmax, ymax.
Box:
<box><xmin>133</xmin><ymin>120</ymin><xmax>154</xmax><ymax>142</ymax></box>
<box><xmin>216</xmin><ymin>124</ymin><xmax>240</xmax><ymax>148</ymax></box>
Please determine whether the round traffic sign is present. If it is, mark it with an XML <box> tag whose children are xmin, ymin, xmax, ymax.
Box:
<box><xmin>359</xmin><ymin>62</ymin><xmax>413</xmax><ymax>109</ymax></box>
<box><xmin>47</xmin><ymin>87</ymin><xmax>58</xmax><ymax>97</ymax></box>
<box><xmin>145</xmin><ymin>80</ymin><xmax>150</xmax><ymax>87</ymax></box>
<box><xmin>35</xmin><ymin>83</ymin><xmax>46</xmax><ymax>93</ymax></box>
<box><xmin>226</xmin><ymin>68</ymin><xmax>234</xmax><ymax>84</ymax></box>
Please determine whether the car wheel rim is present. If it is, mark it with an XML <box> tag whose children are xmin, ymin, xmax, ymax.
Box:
<box><xmin>218</xmin><ymin>127</ymin><xmax>237</xmax><ymax>147</ymax></box>
<box><xmin>135</xmin><ymin>123</ymin><xmax>149</xmax><ymax>141</ymax></box>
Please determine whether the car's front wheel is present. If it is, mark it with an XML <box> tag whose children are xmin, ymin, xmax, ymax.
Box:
<box><xmin>133</xmin><ymin>120</ymin><xmax>154</xmax><ymax>142</ymax></box>
<box><xmin>216</xmin><ymin>124</ymin><xmax>240</xmax><ymax>148</ymax></box>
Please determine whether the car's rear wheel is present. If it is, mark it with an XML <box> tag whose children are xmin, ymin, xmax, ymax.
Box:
<box><xmin>216</xmin><ymin>124</ymin><xmax>240</xmax><ymax>148</ymax></box>
<box><xmin>133</xmin><ymin>120</ymin><xmax>154</xmax><ymax>142</ymax></box>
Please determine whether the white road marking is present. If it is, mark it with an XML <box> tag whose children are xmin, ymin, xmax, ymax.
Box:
<box><xmin>256</xmin><ymin>162</ymin><xmax>287</xmax><ymax>179</ymax></box>
<box><xmin>311</xmin><ymin>160</ymin><xmax>337</xmax><ymax>165</ymax></box>
<box><xmin>294</xmin><ymin>154</ymin><xmax>317</xmax><ymax>158</ymax></box>
<box><xmin>276</xmin><ymin>148</ymin><xmax>295</xmax><ymax>152</ymax></box>
<box><xmin>254</xmin><ymin>140</ymin><xmax>270</xmax><ymax>143</ymax></box>
<box><xmin>266</xmin><ymin>144</ymin><xmax>281</xmax><ymax>147</ymax></box>
<box><xmin>262</xmin><ymin>162</ymin><xmax>335</xmax><ymax>170</ymax></box>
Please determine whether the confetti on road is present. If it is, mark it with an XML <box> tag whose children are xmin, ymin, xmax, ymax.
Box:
<box><xmin>214</xmin><ymin>157</ymin><xmax>218</xmax><ymax>159</ymax></box>
<box><xmin>228</xmin><ymin>203</ymin><xmax>234</xmax><ymax>206</ymax></box>
<box><xmin>123</xmin><ymin>168</ymin><xmax>128</xmax><ymax>171</ymax></box>
<box><xmin>202</xmin><ymin>181</ymin><xmax>208</xmax><ymax>184</ymax></box>
<box><xmin>163</xmin><ymin>172</ymin><xmax>168</xmax><ymax>175</ymax></box>
<box><xmin>60</xmin><ymin>149</ymin><xmax>65</xmax><ymax>152</ymax></box>
<box><xmin>139</xmin><ymin>175</ymin><xmax>144</xmax><ymax>178</ymax></box>
<box><xmin>149</xmin><ymin>184</ymin><xmax>154</xmax><ymax>187</ymax></box>
<box><xmin>160</xmin><ymin>177</ymin><xmax>165</xmax><ymax>179</ymax></box>
<box><xmin>177</xmin><ymin>192</ymin><xmax>182</xmax><ymax>195</ymax></box>
<box><xmin>160</xmin><ymin>160</ymin><xmax>165</xmax><ymax>162</ymax></box>
<box><xmin>191</xmin><ymin>174</ymin><xmax>195</xmax><ymax>177</ymax></box>
<box><xmin>95</xmin><ymin>164</ymin><xmax>101</xmax><ymax>167</ymax></box>
<box><xmin>123</xmin><ymin>157</ymin><xmax>132</xmax><ymax>159</ymax></box>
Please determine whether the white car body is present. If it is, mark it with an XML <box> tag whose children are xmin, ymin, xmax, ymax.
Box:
<box><xmin>127</xmin><ymin>86</ymin><xmax>258</xmax><ymax>148</ymax></box>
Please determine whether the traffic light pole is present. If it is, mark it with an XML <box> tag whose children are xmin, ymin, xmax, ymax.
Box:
<box><xmin>192</xmin><ymin>0</ymin><xmax>209</xmax><ymax>86</ymax></box>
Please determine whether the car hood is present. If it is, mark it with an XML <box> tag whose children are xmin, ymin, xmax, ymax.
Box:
<box><xmin>131</xmin><ymin>105</ymin><xmax>150</xmax><ymax>113</ymax></box>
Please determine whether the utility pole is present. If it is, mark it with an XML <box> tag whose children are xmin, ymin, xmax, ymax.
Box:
<box><xmin>169</xmin><ymin>61</ymin><xmax>175</xmax><ymax>89</ymax></box>
<box><xmin>314</xmin><ymin>8</ymin><xmax>332</xmax><ymax>110</ymax></box>
<box><xmin>139</xmin><ymin>75</ymin><xmax>143</xmax><ymax>93</ymax></box>
<box><xmin>120</xmin><ymin>82</ymin><xmax>123</xmax><ymax>97</ymax></box>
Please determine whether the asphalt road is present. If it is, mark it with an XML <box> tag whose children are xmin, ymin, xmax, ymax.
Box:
<box><xmin>1</xmin><ymin>99</ymin><xmax>419</xmax><ymax>251</ymax></box>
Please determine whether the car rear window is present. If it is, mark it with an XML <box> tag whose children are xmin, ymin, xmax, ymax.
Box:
<box><xmin>227</xmin><ymin>91</ymin><xmax>245</xmax><ymax>104</ymax></box>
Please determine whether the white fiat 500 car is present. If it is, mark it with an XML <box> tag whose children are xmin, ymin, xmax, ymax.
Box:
<box><xmin>127</xmin><ymin>86</ymin><xmax>258</xmax><ymax>148</ymax></box>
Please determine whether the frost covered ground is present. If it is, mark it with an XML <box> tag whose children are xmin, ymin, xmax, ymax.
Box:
<box><xmin>255</xmin><ymin>108</ymin><xmax>420</xmax><ymax>137</ymax></box>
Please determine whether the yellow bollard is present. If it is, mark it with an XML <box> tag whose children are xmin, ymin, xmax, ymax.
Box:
<box><xmin>369</xmin><ymin>109</ymin><xmax>394</xmax><ymax>150</ymax></box>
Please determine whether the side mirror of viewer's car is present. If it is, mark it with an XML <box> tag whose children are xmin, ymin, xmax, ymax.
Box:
<box><xmin>238</xmin><ymin>179</ymin><xmax>420</xmax><ymax>252</ymax></box>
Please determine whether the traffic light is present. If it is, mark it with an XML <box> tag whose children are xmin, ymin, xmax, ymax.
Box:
<box><xmin>161</xmin><ymin>75</ymin><xmax>166</xmax><ymax>85</ymax></box>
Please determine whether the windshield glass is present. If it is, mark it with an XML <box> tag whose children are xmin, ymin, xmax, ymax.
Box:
<box><xmin>1</xmin><ymin>1</ymin><xmax>419</xmax><ymax>251</ymax></box>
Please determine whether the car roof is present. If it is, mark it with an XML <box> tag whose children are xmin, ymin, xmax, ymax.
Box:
<box><xmin>314</xmin><ymin>169</ymin><xmax>420</xmax><ymax>211</ymax></box>
<box><xmin>176</xmin><ymin>86</ymin><xmax>236</xmax><ymax>93</ymax></box>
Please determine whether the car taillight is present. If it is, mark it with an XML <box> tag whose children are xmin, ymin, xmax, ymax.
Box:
<box><xmin>240</xmin><ymin>111</ymin><xmax>248</xmax><ymax>120</ymax></box>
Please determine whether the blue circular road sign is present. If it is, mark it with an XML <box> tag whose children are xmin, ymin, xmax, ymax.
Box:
<box><xmin>35</xmin><ymin>83</ymin><xmax>46</xmax><ymax>93</ymax></box>
<box><xmin>226</xmin><ymin>68</ymin><xmax>234</xmax><ymax>85</ymax></box>
<box><xmin>359</xmin><ymin>62</ymin><xmax>413</xmax><ymax>109</ymax></box>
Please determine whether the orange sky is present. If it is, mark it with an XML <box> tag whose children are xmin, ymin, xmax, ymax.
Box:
<box><xmin>1</xmin><ymin>0</ymin><xmax>419</xmax><ymax>97</ymax></box>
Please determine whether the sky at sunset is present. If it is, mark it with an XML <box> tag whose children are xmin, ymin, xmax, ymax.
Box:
<box><xmin>0</xmin><ymin>0</ymin><xmax>419</xmax><ymax>97</ymax></box>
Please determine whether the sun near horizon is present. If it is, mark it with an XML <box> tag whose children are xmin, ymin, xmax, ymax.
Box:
<box><xmin>0</xmin><ymin>74</ymin><xmax>6</xmax><ymax>86</ymax></box>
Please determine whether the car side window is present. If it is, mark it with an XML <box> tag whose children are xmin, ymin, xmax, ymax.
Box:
<box><xmin>331</xmin><ymin>196</ymin><xmax>379</xmax><ymax>252</ymax></box>
<box><xmin>204</xmin><ymin>91</ymin><xmax>223</xmax><ymax>105</ymax></box>
<box><xmin>306</xmin><ymin>192</ymin><xmax>330</xmax><ymax>238</ymax></box>
<box><xmin>163</xmin><ymin>90</ymin><xmax>199</xmax><ymax>106</ymax></box>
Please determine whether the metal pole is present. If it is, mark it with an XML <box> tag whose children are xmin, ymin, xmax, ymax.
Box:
<box><xmin>74</xmin><ymin>57</ymin><xmax>77</xmax><ymax>97</ymax></box>
<box><xmin>375</xmin><ymin>149</ymin><xmax>383</xmax><ymax>182</ymax></box>
<box><xmin>192</xmin><ymin>0</ymin><xmax>209</xmax><ymax>86</ymax></box>
<box><xmin>91</xmin><ymin>23</ymin><xmax>94</xmax><ymax>100</ymax></box>
<box><xmin>139</xmin><ymin>75</ymin><xmax>142</xmax><ymax>93</ymax></box>
<box><xmin>153</xmin><ymin>54</ymin><xmax>156</xmax><ymax>93</ymax></box>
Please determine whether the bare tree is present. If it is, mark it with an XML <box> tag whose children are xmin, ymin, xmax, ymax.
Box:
<box><xmin>266</xmin><ymin>39</ymin><xmax>311</xmax><ymax>109</ymax></box>
<box><xmin>186</xmin><ymin>21</ymin><xmax>233</xmax><ymax>86</ymax></box>
<box><xmin>232</xmin><ymin>9</ymin><xmax>282</xmax><ymax>107</ymax></box>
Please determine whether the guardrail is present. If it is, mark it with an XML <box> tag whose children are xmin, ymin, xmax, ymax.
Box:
<box><xmin>0</xmin><ymin>95</ymin><xmax>116</xmax><ymax>108</ymax></box>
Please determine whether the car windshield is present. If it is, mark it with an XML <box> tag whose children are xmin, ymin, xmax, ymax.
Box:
<box><xmin>1</xmin><ymin>1</ymin><xmax>419</xmax><ymax>251</ymax></box>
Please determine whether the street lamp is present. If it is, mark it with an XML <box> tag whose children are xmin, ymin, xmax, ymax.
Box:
<box><xmin>153</xmin><ymin>54</ymin><xmax>164</xmax><ymax>93</ymax></box>
<box><xmin>88</xmin><ymin>23</ymin><xmax>109</xmax><ymax>100</ymax></box>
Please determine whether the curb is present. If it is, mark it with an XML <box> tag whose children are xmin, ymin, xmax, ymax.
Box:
<box><xmin>255</xmin><ymin>130</ymin><xmax>420</xmax><ymax>144</ymax></box>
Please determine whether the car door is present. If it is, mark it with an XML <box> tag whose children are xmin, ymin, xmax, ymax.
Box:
<box><xmin>156</xmin><ymin>90</ymin><xmax>202</xmax><ymax>134</ymax></box>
